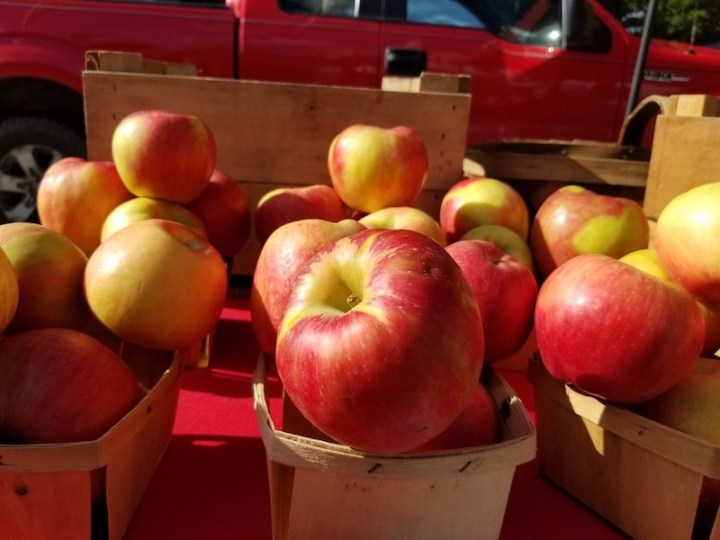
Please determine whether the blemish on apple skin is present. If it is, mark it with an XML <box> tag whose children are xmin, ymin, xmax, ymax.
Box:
<box><xmin>15</xmin><ymin>485</ymin><xmax>28</xmax><ymax>496</ymax></box>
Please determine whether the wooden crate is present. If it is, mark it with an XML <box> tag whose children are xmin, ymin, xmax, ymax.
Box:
<box><xmin>528</xmin><ymin>355</ymin><xmax>720</xmax><ymax>540</ymax></box>
<box><xmin>253</xmin><ymin>354</ymin><xmax>536</xmax><ymax>540</ymax></box>
<box><xmin>0</xmin><ymin>343</ymin><xmax>183</xmax><ymax>540</ymax></box>
<box><xmin>643</xmin><ymin>94</ymin><xmax>720</xmax><ymax>220</ymax></box>
<box><xmin>82</xmin><ymin>51</ymin><xmax>471</xmax><ymax>276</ymax></box>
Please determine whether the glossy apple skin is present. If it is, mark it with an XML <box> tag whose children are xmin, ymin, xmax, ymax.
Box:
<box><xmin>461</xmin><ymin>223</ymin><xmax>534</xmax><ymax>271</ymax></box>
<box><xmin>111</xmin><ymin>109</ymin><xmax>216</xmax><ymax>203</ymax></box>
<box><xmin>0</xmin><ymin>222</ymin><xmax>93</xmax><ymax>333</ymax></box>
<box><xmin>186</xmin><ymin>169</ymin><xmax>252</xmax><ymax>259</ymax></box>
<box><xmin>535</xmin><ymin>254</ymin><xmax>704</xmax><ymax>404</ymax></box>
<box><xmin>250</xmin><ymin>218</ymin><xmax>365</xmax><ymax>356</ymax></box>
<box><xmin>440</xmin><ymin>177</ymin><xmax>529</xmax><ymax>245</ymax></box>
<box><xmin>37</xmin><ymin>157</ymin><xmax>134</xmax><ymax>256</ymax></box>
<box><xmin>253</xmin><ymin>184</ymin><xmax>348</xmax><ymax>245</ymax></box>
<box><xmin>358</xmin><ymin>206</ymin><xmax>446</xmax><ymax>246</ymax></box>
<box><xmin>411</xmin><ymin>383</ymin><xmax>499</xmax><ymax>451</ymax></box>
<box><xmin>655</xmin><ymin>182</ymin><xmax>720</xmax><ymax>303</ymax></box>
<box><xmin>85</xmin><ymin>219</ymin><xmax>228</xmax><ymax>350</ymax></box>
<box><xmin>447</xmin><ymin>239</ymin><xmax>538</xmax><ymax>363</ymax></box>
<box><xmin>0</xmin><ymin>328</ymin><xmax>144</xmax><ymax>444</ymax></box>
<box><xmin>276</xmin><ymin>228</ymin><xmax>484</xmax><ymax>453</ymax></box>
<box><xmin>530</xmin><ymin>185</ymin><xmax>649</xmax><ymax>278</ymax></box>
<box><xmin>328</xmin><ymin>125</ymin><xmax>428</xmax><ymax>213</ymax></box>
<box><xmin>101</xmin><ymin>196</ymin><xmax>207</xmax><ymax>243</ymax></box>
<box><xmin>621</xmin><ymin>248</ymin><xmax>720</xmax><ymax>357</ymax></box>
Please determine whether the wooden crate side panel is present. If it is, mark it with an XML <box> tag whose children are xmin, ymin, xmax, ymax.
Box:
<box><xmin>0</xmin><ymin>471</ymin><xmax>92</xmax><ymax>540</ymax></box>
<box><xmin>82</xmin><ymin>72</ymin><xmax>469</xmax><ymax>191</ymax></box>
<box><xmin>286</xmin><ymin>466</ymin><xmax>511</xmax><ymax>540</ymax></box>
<box><xmin>643</xmin><ymin>115</ymin><xmax>720</xmax><ymax>219</ymax></box>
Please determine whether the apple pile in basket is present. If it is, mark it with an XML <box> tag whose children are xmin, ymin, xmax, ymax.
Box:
<box><xmin>0</xmin><ymin>109</ymin><xmax>252</xmax><ymax>446</ymax></box>
<box><xmin>251</xmin><ymin>123</ymin><xmax>540</xmax><ymax>453</ymax></box>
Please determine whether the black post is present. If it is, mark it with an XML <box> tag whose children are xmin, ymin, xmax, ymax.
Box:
<box><xmin>625</xmin><ymin>0</ymin><xmax>660</xmax><ymax>117</ymax></box>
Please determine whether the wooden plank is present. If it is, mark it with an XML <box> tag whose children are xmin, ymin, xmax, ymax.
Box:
<box><xmin>643</xmin><ymin>114</ymin><xmax>720</xmax><ymax>219</ymax></box>
<box><xmin>464</xmin><ymin>140</ymin><xmax>650</xmax><ymax>187</ymax></box>
<box><xmin>82</xmin><ymin>72</ymin><xmax>469</xmax><ymax>192</ymax></box>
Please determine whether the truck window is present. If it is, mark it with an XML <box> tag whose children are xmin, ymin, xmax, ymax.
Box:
<box><xmin>406</xmin><ymin>0</ymin><xmax>486</xmax><ymax>28</ymax></box>
<box><xmin>282</xmin><ymin>0</ymin><xmax>359</xmax><ymax>17</ymax></box>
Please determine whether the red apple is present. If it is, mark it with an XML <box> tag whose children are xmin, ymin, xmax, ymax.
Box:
<box><xmin>101</xmin><ymin>196</ymin><xmax>207</xmax><ymax>243</ymax></box>
<box><xmin>0</xmin><ymin>248</ymin><xmax>18</xmax><ymax>335</ymax></box>
<box><xmin>621</xmin><ymin>247</ymin><xmax>720</xmax><ymax>357</ymax></box>
<box><xmin>85</xmin><ymin>219</ymin><xmax>228</xmax><ymax>350</ymax></box>
<box><xmin>250</xmin><ymin>218</ymin><xmax>366</xmax><ymax>356</ymax></box>
<box><xmin>0</xmin><ymin>222</ymin><xmax>93</xmax><ymax>333</ymax></box>
<box><xmin>358</xmin><ymin>206</ymin><xmax>446</xmax><ymax>246</ymax></box>
<box><xmin>654</xmin><ymin>182</ymin><xmax>720</xmax><ymax>303</ymax></box>
<box><xmin>253</xmin><ymin>184</ymin><xmax>347</xmax><ymax>245</ymax></box>
<box><xmin>412</xmin><ymin>383</ymin><xmax>499</xmax><ymax>451</ymax></box>
<box><xmin>0</xmin><ymin>328</ymin><xmax>144</xmax><ymax>444</ymax></box>
<box><xmin>535</xmin><ymin>254</ymin><xmax>704</xmax><ymax>404</ymax></box>
<box><xmin>37</xmin><ymin>157</ymin><xmax>134</xmax><ymax>256</ymax></box>
<box><xmin>328</xmin><ymin>124</ymin><xmax>428</xmax><ymax>213</ymax></box>
<box><xmin>447</xmin><ymin>239</ymin><xmax>538</xmax><ymax>363</ymax></box>
<box><xmin>186</xmin><ymin>169</ymin><xmax>252</xmax><ymax>259</ymax></box>
<box><xmin>111</xmin><ymin>109</ymin><xmax>216</xmax><ymax>203</ymax></box>
<box><xmin>530</xmin><ymin>185</ymin><xmax>649</xmax><ymax>278</ymax></box>
<box><xmin>276</xmin><ymin>228</ymin><xmax>484</xmax><ymax>453</ymax></box>
<box><xmin>460</xmin><ymin>224</ymin><xmax>534</xmax><ymax>271</ymax></box>
<box><xmin>439</xmin><ymin>177</ymin><xmax>530</xmax><ymax>244</ymax></box>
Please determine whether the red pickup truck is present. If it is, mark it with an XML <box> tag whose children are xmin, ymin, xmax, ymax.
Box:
<box><xmin>2</xmin><ymin>0</ymin><xmax>720</xmax><ymax>223</ymax></box>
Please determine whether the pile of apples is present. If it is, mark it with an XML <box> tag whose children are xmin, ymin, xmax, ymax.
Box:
<box><xmin>251</xmin><ymin>124</ymin><xmax>543</xmax><ymax>453</ymax></box>
<box><xmin>0</xmin><ymin>109</ymin><xmax>249</xmax><ymax>446</ymax></box>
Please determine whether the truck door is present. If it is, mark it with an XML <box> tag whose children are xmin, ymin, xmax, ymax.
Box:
<box><xmin>377</xmin><ymin>0</ymin><xmax>628</xmax><ymax>144</ymax></box>
<box><xmin>236</xmin><ymin>0</ymin><xmax>381</xmax><ymax>88</ymax></box>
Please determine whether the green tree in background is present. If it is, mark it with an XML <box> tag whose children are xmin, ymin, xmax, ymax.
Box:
<box><xmin>602</xmin><ymin>0</ymin><xmax>720</xmax><ymax>45</ymax></box>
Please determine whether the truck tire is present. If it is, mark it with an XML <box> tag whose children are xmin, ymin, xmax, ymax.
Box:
<box><xmin>0</xmin><ymin>116</ymin><xmax>86</xmax><ymax>223</ymax></box>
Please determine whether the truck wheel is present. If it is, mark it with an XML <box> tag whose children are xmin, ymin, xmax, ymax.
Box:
<box><xmin>0</xmin><ymin>116</ymin><xmax>86</xmax><ymax>223</ymax></box>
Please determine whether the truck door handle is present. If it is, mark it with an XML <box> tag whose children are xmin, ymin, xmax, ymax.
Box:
<box><xmin>384</xmin><ymin>47</ymin><xmax>428</xmax><ymax>76</ymax></box>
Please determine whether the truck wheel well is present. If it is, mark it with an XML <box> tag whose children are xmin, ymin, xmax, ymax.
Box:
<box><xmin>0</xmin><ymin>77</ymin><xmax>86</xmax><ymax>137</ymax></box>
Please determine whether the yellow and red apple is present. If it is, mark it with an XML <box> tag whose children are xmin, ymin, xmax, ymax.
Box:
<box><xmin>328</xmin><ymin>124</ymin><xmax>428</xmax><ymax>213</ymax></box>
<box><xmin>111</xmin><ymin>109</ymin><xmax>216</xmax><ymax>203</ymax></box>
<box><xmin>460</xmin><ymin>223</ymin><xmax>534</xmax><ymax>271</ymax></box>
<box><xmin>253</xmin><ymin>184</ymin><xmax>347</xmax><ymax>245</ymax></box>
<box><xmin>276</xmin><ymin>228</ymin><xmax>484</xmax><ymax>452</ymax></box>
<box><xmin>0</xmin><ymin>222</ymin><xmax>93</xmax><ymax>332</ymax></box>
<box><xmin>654</xmin><ymin>182</ymin><xmax>720</xmax><ymax>303</ymax></box>
<box><xmin>530</xmin><ymin>185</ymin><xmax>649</xmax><ymax>278</ymax></box>
<box><xmin>37</xmin><ymin>157</ymin><xmax>134</xmax><ymax>256</ymax></box>
<box><xmin>101</xmin><ymin>196</ymin><xmax>207</xmax><ymax>242</ymax></box>
<box><xmin>358</xmin><ymin>206</ymin><xmax>446</xmax><ymax>246</ymax></box>
<box><xmin>250</xmin><ymin>218</ymin><xmax>366</xmax><ymax>356</ymax></box>
<box><xmin>439</xmin><ymin>177</ymin><xmax>529</xmax><ymax>244</ymax></box>
<box><xmin>85</xmin><ymin>219</ymin><xmax>228</xmax><ymax>350</ymax></box>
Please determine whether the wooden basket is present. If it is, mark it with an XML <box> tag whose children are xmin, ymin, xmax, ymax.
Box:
<box><xmin>528</xmin><ymin>354</ymin><xmax>720</xmax><ymax>540</ymax></box>
<box><xmin>0</xmin><ymin>343</ymin><xmax>183</xmax><ymax>540</ymax></box>
<box><xmin>253</xmin><ymin>353</ymin><xmax>536</xmax><ymax>540</ymax></box>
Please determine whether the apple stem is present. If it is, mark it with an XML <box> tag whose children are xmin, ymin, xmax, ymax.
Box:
<box><xmin>346</xmin><ymin>292</ymin><xmax>361</xmax><ymax>309</ymax></box>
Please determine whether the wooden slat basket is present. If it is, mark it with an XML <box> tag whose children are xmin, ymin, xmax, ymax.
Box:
<box><xmin>0</xmin><ymin>343</ymin><xmax>184</xmax><ymax>540</ymax></box>
<box><xmin>253</xmin><ymin>353</ymin><xmax>536</xmax><ymax>540</ymax></box>
<box><xmin>529</xmin><ymin>354</ymin><xmax>720</xmax><ymax>540</ymax></box>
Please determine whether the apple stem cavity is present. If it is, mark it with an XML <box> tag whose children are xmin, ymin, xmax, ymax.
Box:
<box><xmin>346</xmin><ymin>292</ymin><xmax>361</xmax><ymax>309</ymax></box>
